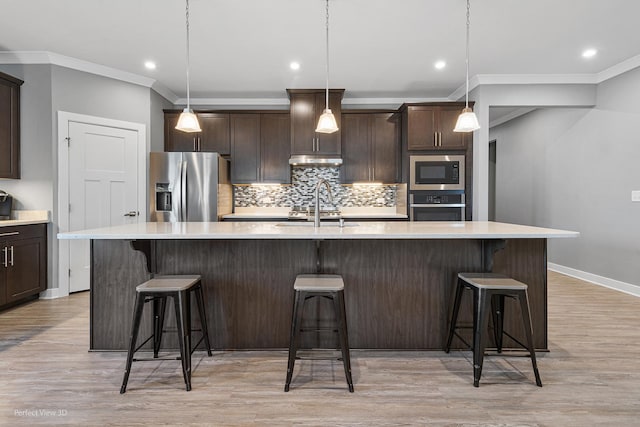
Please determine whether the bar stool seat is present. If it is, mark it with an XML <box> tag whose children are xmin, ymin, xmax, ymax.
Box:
<box><xmin>285</xmin><ymin>274</ymin><xmax>354</xmax><ymax>392</ymax></box>
<box><xmin>120</xmin><ymin>275</ymin><xmax>213</xmax><ymax>393</ymax></box>
<box><xmin>445</xmin><ymin>272</ymin><xmax>542</xmax><ymax>387</ymax></box>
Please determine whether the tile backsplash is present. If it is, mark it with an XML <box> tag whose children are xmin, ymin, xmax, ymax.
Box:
<box><xmin>233</xmin><ymin>167</ymin><xmax>398</xmax><ymax>209</ymax></box>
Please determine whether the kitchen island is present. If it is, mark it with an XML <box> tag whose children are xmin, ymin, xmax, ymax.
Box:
<box><xmin>58</xmin><ymin>221</ymin><xmax>577</xmax><ymax>351</ymax></box>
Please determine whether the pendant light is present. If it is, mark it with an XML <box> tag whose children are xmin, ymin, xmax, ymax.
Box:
<box><xmin>315</xmin><ymin>0</ymin><xmax>338</xmax><ymax>134</ymax></box>
<box><xmin>453</xmin><ymin>0</ymin><xmax>480</xmax><ymax>133</ymax></box>
<box><xmin>175</xmin><ymin>0</ymin><xmax>201</xmax><ymax>133</ymax></box>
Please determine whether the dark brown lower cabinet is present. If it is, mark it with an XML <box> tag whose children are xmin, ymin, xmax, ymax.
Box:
<box><xmin>0</xmin><ymin>224</ymin><xmax>47</xmax><ymax>309</ymax></box>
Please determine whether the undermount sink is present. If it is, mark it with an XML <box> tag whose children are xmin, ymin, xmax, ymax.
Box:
<box><xmin>275</xmin><ymin>222</ymin><xmax>359</xmax><ymax>227</ymax></box>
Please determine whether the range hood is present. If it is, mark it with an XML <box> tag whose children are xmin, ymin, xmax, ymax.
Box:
<box><xmin>289</xmin><ymin>155</ymin><xmax>343</xmax><ymax>167</ymax></box>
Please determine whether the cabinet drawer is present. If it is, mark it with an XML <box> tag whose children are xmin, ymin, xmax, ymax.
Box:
<box><xmin>0</xmin><ymin>223</ymin><xmax>46</xmax><ymax>240</ymax></box>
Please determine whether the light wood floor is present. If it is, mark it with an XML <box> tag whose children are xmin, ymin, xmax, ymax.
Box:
<box><xmin>1</xmin><ymin>271</ymin><xmax>639</xmax><ymax>426</ymax></box>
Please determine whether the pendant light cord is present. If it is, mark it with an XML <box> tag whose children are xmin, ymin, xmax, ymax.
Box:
<box><xmin>325</xmin><ymin>0</ymin><xmax>330</xmax><ymax>110</ymax></box>
<box><xmin>464</xmin><ymin>0</ymin><xmax>470</xmax><ymax>109</ymax></box>
<box><xmin>185</xmin><ymin>0</ymin><xmax>192</xmax><ymax>110</ymax></box>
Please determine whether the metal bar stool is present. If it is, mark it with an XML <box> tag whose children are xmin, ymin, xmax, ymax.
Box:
<box><xmin>285</xmin><ymin>274</ymin><xmax>354</xmax><ymax>392</ymax></box>
<box><xmin>445</xmin><ymin>272</ymin><xmax>542</xmax><ymax>387</ymax></box>
<box><xmin>120</xmin><ymin>275</ymin><xmax>212</xmax><ymax>393</ymax></box>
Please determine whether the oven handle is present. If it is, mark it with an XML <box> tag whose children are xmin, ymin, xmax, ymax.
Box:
<box><xmin>410</xmin><ymin>203</ymin><xmax>466</xmax><ymax>208</ymax></box>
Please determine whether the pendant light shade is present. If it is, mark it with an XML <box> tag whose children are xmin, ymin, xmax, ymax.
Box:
<box><xmin>176</xmin><ymin>108</ymin><xmax>201</xmax><ymax>132</ymax></box>
<box><xmin>316</xmin><ymin>109</ymin><xmax>339</xmax><ymax>133</ymax></box>
<box><xmin>453</xmin><ymin>107</ymin><xmax>480</xmax><ymax>132</ymax></box>
<box><xmin>316</xmin><ymin>0</ymin><xmax>338</xmax><ymax>134</ymax></box>
<box><xmin>454</xmin><ymin>0</ymin><xmax>480</xmax><ymax>133</ymax></box>
<box><xmin>176</xmin><ymin>0</ymin><xmax>201</xmax><ymax>133</ymax></box>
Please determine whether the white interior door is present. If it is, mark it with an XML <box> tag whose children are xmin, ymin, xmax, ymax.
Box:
<box><xmin>68</xmin><ymin>121</ymin><xmax>140</xmax><ymax>293</ymax></box>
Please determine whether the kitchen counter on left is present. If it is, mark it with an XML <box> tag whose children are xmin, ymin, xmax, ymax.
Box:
<box><xmin>0</xmin><ymin>210</ymin><xmax>50</xmax><ymax>227</ymax></box>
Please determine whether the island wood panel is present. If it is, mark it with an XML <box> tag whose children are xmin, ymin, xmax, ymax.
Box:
<box><xmin>491</xmin><ymin>238</ymin><xmax>547</xmax><ymax>348</ymax></box>
<box><xmin>319</xmin><ymin>239</ymin><xmax>483</xmax><ymax>349</ymax></box>
<box><xmin>154</xmin><ymin>239</ymin><xmax>316</xmax><ymax>350</ymax></box>
<box><xmin>90</xmin><ymin>240</ymin><xmax>151</xmax><ymax>351</ymax></box>
<box><xmin>89</xmin><ymin>238</ymin><xmax>547</xmax><ymax>351</ymax></box>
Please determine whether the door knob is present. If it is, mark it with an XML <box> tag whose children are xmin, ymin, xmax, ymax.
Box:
<box><xmin>124</xmin><ymin>211</ymin><xmax>139</xmax><ymax>217</ymax></box>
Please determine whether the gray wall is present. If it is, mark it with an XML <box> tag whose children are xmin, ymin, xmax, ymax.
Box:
<box><xmin>0</xmin><ymin>63</ymin><xmax>173</xmax><ymax>291</ymax></box>
<box><xmin>150</xmin><ymin>89</ymin><xmax>173</xmax><ymax>152</ymax></box>
<box><xmin>490</xmin><ymin>68</ymin><xmax>640</xmax><ymax>287</ymax></box>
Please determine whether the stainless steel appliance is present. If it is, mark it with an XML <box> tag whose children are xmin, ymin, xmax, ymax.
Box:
<box><xmin>409</xmin><ymin>191</ymin><xmax>465</xmax><ymax>221</ymax></box>
<box><xmin>0</xmin><ymin>190</ymin><xmax>12</xmax><ymax>219</ymax></box>
<box><xmin>149</xmin><ymin>152</ymin><xmax>232</xmax><ymax>222</ymax></box>
<box><xmin>409</xmin><ymin>154</ymin><xmax>465</xmax><ymax>191</ymax></box>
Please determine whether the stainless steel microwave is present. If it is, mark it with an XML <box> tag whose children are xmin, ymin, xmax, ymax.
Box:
<box><xmin>409</xmin><ymin>154</ymin><xmax>465</xmax><ymax>191</ymax></box>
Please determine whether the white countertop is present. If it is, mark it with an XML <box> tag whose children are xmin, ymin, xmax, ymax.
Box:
<box><xmin>57</xmin><ymin>221</ymin><xmax>579</xmax><ymax>240</ymax></box>
<box><xmin>0</xmin><ymin>210</ymin><xmax>50</xmax><ymax>227</ymax></box>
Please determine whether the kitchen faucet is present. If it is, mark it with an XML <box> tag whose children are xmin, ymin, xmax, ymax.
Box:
<box><xmin>314</xmin><ymin>179</ymin><xmax>334</xmax><ymax>228</ymax></box>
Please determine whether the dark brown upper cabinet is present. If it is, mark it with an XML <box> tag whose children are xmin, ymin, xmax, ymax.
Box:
<box><xmin>287</xmin><ymin>89</ymin><xmax>344</xmax><ymax>156</ymax></box>
<box><xmin>164</xmin><ymin>111</ymin><xmax>230</xmax><ymax>155</ymax></box>
<box><xmin>0</xmin><ymin>71</ymin><xmax>23</xmax><ymax>179</ymax></box>
<box><xmin>402</xmin><ymin>103</ymin><xmax>471</xmax><ymax>151</ymax></box>
<box><xmin>341</xmin><ymin>112</ymin><xmax>400</xmax><ymax>183</ymax></box>
<box><xmin>230</xmin><ymin>113</ymin><xmax>290</xmax><ymax>184</ymax></box>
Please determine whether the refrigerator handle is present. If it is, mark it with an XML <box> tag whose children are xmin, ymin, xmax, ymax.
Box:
<box><xmin>181</xmin><ymin>160</ymin><xmax>188</xmax><ymax>221</ymax></box>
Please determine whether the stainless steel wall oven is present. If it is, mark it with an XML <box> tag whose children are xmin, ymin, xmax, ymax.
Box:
<box><xmin>409</xmin><ymin>191</ymin><xmax>465</xmax><ymax>221</ymax></box>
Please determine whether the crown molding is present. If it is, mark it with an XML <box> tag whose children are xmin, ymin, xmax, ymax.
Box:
<box><xmin>596</xmin><ymin>52</ymin><xmax>640</xmax><ymax>83</ymax></box>
<box><xmin>181</xmin><ymin>97</ymin><xmax>290</xmax><ymax>107</ymax></box>
<box><xmin>0</xmin><ymin>51</ymin><xmax>156</xmax><ymax>88</ymax></box>
<box><xmin>489</xmin><ymin>107</ymin><xmax>537</xmax><ymax>128</ymax></box>
<box><xmin>151</xmin><ymin>81</ymin><xmax>179</xmax><ymax>103</ymax></box>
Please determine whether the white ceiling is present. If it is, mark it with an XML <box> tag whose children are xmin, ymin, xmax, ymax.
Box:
<box><xmin>1</xmin><ymin>0</ymin><xmax>640</xmax><ymax>104</ymax></box>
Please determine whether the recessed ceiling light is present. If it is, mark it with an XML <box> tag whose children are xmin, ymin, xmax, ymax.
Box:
<box><xmin>434</xmin><ymin>60</ymin><xmax>446</xmax><ymax>70</ymax></box>
<box><xmin>582</xmin><ymin>48</ymin><xmax>597</xmax><ymax>58</ymax></box>
<box><xmin>290</xmin><ymin>61</ymin><xmax>301</xmax><ymax>71</ymax></box>
<box><xmin>144</xmin><ymin>61</ymin><xmax>157</xmax><ymax>70</ymax></box>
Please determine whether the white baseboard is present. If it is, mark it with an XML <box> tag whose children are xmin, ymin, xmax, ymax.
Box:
<box><xmin>548</xmin><ymin>263</ymin><xmax>640</xmax><ymax>297</ymax></box>
<box><xmin>39</xmin><ymin>288</ymin><xmax>62</xmax><ymax>299</ymax></box>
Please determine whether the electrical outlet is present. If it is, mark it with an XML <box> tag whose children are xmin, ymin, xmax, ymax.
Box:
<box><xmin>632</xmin><ymin>191</ymin><xmax>640</xmax><ymax>202</ymax></box>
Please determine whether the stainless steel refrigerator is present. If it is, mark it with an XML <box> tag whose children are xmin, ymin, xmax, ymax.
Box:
<box><xmin>149</xmin><ymin>152</ymin><xmax>232</xmax><ymax>222</ymax></box>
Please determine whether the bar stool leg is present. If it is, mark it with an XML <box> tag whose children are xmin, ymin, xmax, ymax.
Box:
<box><xmin>445</xmin><ymin>278</ymin><xmax>465</xmax><ymax>353</ymax></box>
<box><xmin>335</xmin><ymin>290</ymin><xmax>354</xmax><ymax>392</ymax></box>
<box><xmin>194</xmin><ymin>283</ymin><xmax>213</xmax><ymax>356</ymax></box>
<box><xmin>153</xmin><ymin>296</ymin><xmax>167</xmax><ymax>358</ymax></box>
<box><xmin>120</xmin><ymin>292</ymin><xmax>146</xmax><ymax>394</ymax></box>
<box><xmin>518</xmin><ymin>290</ymin><xmax>542</xmax><ymax>387</ymax></box>
<box><xmin>473</xmin><ymin>288</ymin><xmax>491</xmax><ymax>387</ymax></box>
<box><xmin>285</xmin><ymin>290</ymin><xmax>305</xmax><ymax>392</ymax></box>
<box><xmin>491</xmin><ymin>294</ymin><xmax>506</xmax><ymax>353</ymax></box>
<box><xmin>174</xmin><ymin>291</ymin><xmax>192</xmax><ymax>391</ymax></box>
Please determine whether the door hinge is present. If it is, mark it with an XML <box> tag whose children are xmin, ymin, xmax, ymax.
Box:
<box><xmin>68</xmin><ymin>204</ymin><xmax>71</xmax><ymax>213</ymax></box>
<box><xmin>68</xmin><ymin>268</ymin><xmax>71</xmax><ymax>277</ymax></box>
<box><xmin>65</xmin><ymin>136</ymin><xmax>71</xmax><ymax>147</ymax></box>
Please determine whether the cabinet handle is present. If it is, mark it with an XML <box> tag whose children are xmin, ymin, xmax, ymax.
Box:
<box><xmin>198</xmin><ymin>136</ymin><xmax>202</xmax><ymax>151</ymax></box>
<box><xmin>0</xmin><ymin>231</ymin><xmax>19</xmax><ymax>237</ymax></box>
<box><xmin>434</xmin><ymin>133</ymin><xmax>437</xmax><ymax>147</ymax></box>
<box><xmin>2</xmin><ymin>247</ymin><xmax>6</xmax><ymax>268</ymax></box>
<box><xmin>8</xmin><ymin>245</ymin><xmax>13</xmax><ymax>267</ymax></box>
<box><xmin>439</xmin><ymin>132</ymin><xmax>442</xmax><ymax>146</ymax></box>
<box><xmin>193</xmin><ymin>137</ymin><xmax>197</xmax><ymax>152</ymax></box>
